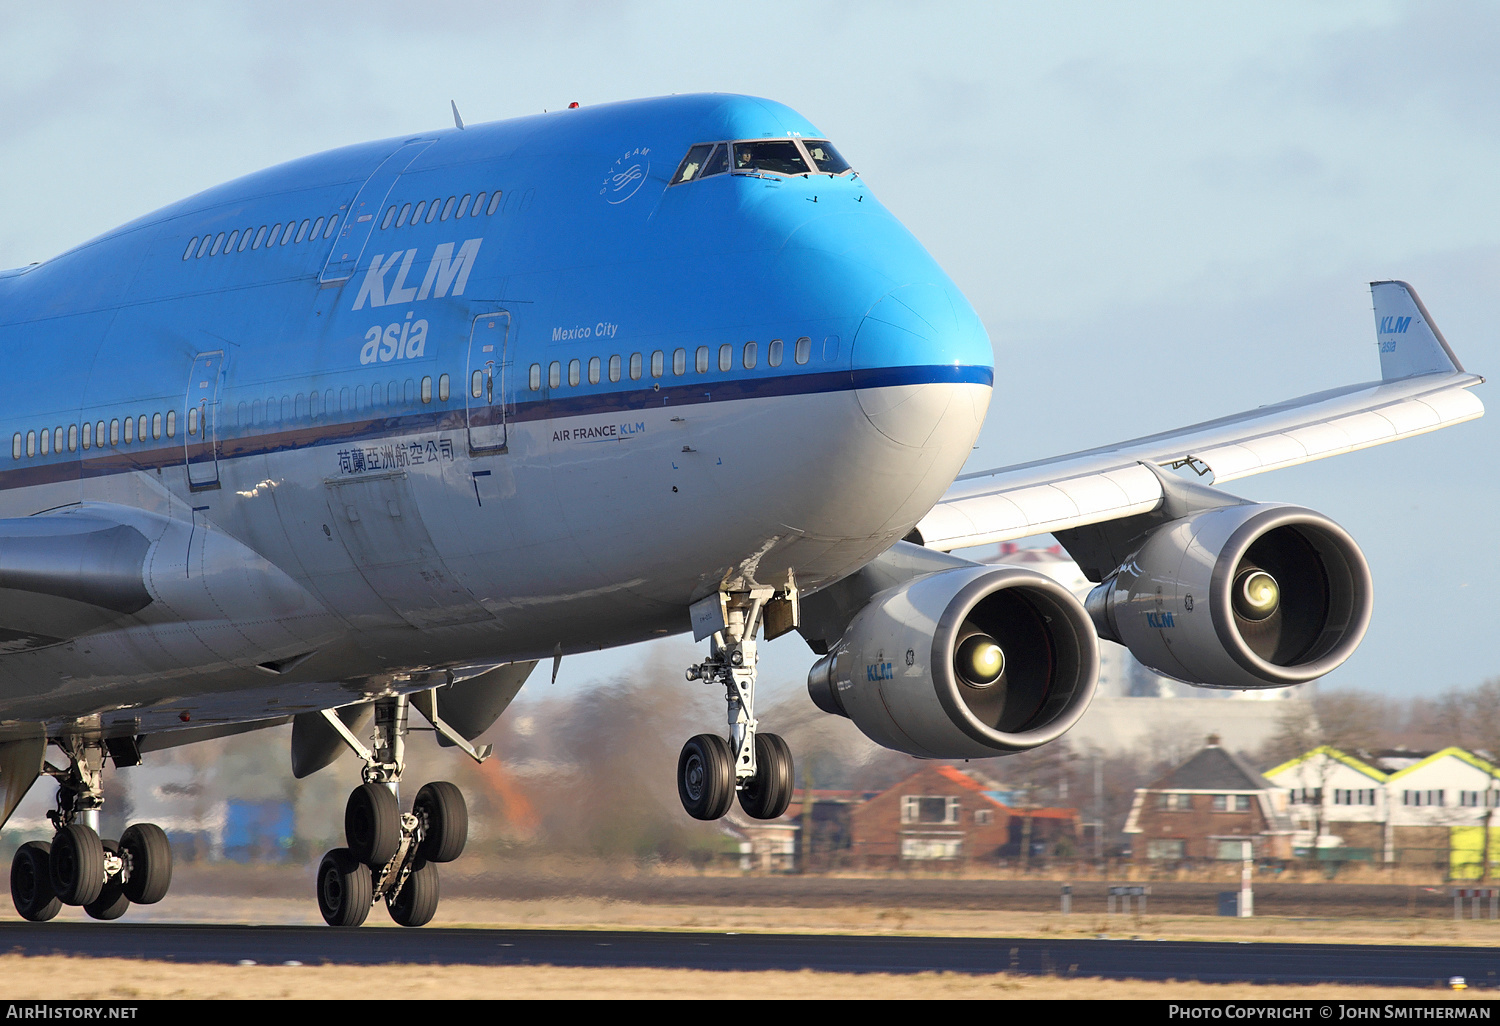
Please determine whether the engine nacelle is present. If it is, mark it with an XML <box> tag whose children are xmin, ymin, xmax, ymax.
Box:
<box><xmin>806</xmin><ymin>565</ymin><xmax>1099</xmax><ymax>759</ymax></box>
<box><xmin>1085</xmin><ymin>503</ymin><xmax>1371</xmax><ymax>689</ymax></box>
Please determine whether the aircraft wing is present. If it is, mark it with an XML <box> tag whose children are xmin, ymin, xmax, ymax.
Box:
<box><xmin>915</xmin><ymin>281</ymin><xmax>1483</xmax><ymax>554</ymax></box>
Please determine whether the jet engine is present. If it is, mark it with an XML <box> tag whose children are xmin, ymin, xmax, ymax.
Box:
<box><xmin>1084</xmin><ymin>503</ymin><xmax>1371</xmax><ymax>689</ymax></box>
<box><xmin>806</xmin><ymin>565</ymin><xmax>1099</xmax><ymax>759</ymax></box>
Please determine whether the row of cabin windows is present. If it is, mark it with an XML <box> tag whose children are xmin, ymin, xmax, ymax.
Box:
<box><xmin>183</xmin><ymin>215</ymin><xmax>340</xmax><ymax>261</ymax></box>
<box><xmin>234</xmin><ymin>374</ymin><xmax>450</xmax><ymax>426</ymax></box>
<box><xmin>524</xmin><ymin>337</ymin><xmax>823</xmax><ymax>392</ymax></box>
<box><xmin>381</xmin><ymin>190</ymin><xmax>502</xmax><ymax>230</ymax></box>
<box><xmin>13</xmin><ymin>410</ymin><xmax>180</xmax><ymax>460</ymax></box>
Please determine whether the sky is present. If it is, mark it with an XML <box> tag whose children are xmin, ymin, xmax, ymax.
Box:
<box><xmin>0</xmin><ymin>1</ymin><xmax>1495</xmax><ymax>705</ymax></box>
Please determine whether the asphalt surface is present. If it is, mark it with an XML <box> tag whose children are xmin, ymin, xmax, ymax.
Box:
<box><xmin>2</xmin><ymin>922</ymin><xmax>1497</xmax><ymax>987</ymax></box>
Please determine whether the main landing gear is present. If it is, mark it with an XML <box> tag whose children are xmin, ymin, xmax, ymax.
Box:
<box><xmin>313</xmin><ymin>694</ymin><xmax>479</xmax><ymax>927</ymax></box>
<box><xmin>10</xmin><ymin>737</ymin><xmax>172</xmax><ymax>922</ymax></box>
<box><xmin>678</xmin><ymin>589</ymin><xmax>795</xmax><ymax>822</ymax></box>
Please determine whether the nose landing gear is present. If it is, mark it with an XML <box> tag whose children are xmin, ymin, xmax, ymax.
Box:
<box><xmin>677</xmin><ymin>588</ymin><xmax>796</xmax><ymax>823</ymax></box>
<box><xmin>8</xmin><ymin>737</ymin><xmax>173</xmax><ymax>922</ymax></box>
<box><xmin>313</xmin><ymin>694</ymin><xmax>477</xmax><ymax>927</ymax></box>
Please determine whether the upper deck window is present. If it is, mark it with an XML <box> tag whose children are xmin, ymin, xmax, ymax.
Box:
<box><xmin>733</xmin><ymin>140</ymin><xmax>811</xmax><ymax>176</ymax></box>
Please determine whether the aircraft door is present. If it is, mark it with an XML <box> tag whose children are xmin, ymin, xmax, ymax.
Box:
<box><xmin>320</xmin><ymin>139</ymin><xmax>435</xmax><ymax>284</ymax></box>
<box><xmin>466</xmin><ymin>312</ymin><xmax>510</xmax><ymax>453</ymax></box>
<box><xmin>185</xmin><ymin>350</ymin><xmax>224</xmax><ymax>490</ymax></box>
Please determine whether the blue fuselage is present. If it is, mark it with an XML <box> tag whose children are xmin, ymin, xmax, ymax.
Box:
<box><xmin>0</xmin><ymin>94</ymin><xmax>993</xmax><ymax>733</ymax></box>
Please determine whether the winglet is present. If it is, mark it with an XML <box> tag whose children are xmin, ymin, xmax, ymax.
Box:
<box><xmin>1371</xmin><ymin>280</ymin><xmax>1464</xmax><ymax>379</ymax></box>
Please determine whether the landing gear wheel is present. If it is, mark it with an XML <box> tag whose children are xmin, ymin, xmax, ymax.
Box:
<box><xmin>119</xmin><ymin>823</ymin><xmax>172</xmax><ymax>905</ymax></box>
<box><xmin>345</xmin><ymin>783</ymin><xmax>401</xmax><ymax>867</ymax></box>
<box><xmin>84</xmin><ymin>840</ymin><xmax>130</xmax><ymax>921</ymax></box>
<box><xmin>11</xmin><ymin>841</ymin><xmax>60</xmax><ymax>922</ymax></box>
<box><xmin>738</xmin><ymin>732</ymin><xmax>794</xmax><ymax>820</ymax></box>
<box><xmin>387</xmin><ymin>859</ymin><xmax>439</xmax><ymax>927</ymax></box>
<box><xmin>678</xmin><ymin>734</ymin><xmax>734</xmax><ymax>821</ymax></box>
<box><xmin>414</xmin><ymin>782</ymin><xmax>467</xmax><ymax>863</ymax></box>
<box><xmin>317</xmin><ymin>848</ymin><xmax>373</xmax><ymax>927</ymax></box>
<box><xmin>50</xmin><ymin>823</ymin><xmax>105</xmax><ymax>906</ymax></box>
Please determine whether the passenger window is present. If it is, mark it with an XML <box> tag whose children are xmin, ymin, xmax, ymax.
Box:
<box><xmin>608</xmin><ymin>355</ymin><xmax>621</xmax><ymax>382</ymax></box>
<box><xmin>355</xmin><ymin>385</ymin><xmax>366</xmax><ymax>409</ymax></box>
<box><xmin>250</xmin><ymin>398</ymin><xmax>263</xmax><ymax>424</ymax></box>
<box><xmin>124</xmin><ymin>418</ymin><xmax>134</xmax><ymax>444</ymax></box>
<box><xmin>421</xmin><ymin>376</ymin><xmax>432</xmax><ymax>403</ymax></box>
<box><xmin>296</xmin><ymin>393</ymin><xmax>308</xmax><ymax>419</ymax></box>
<box><xmin>68</xmin><ymin>424</ymin><xmax>77</xmax><ymax>452</ymax></box>
<box><xmin>10</xmin><ymin>434</ymin><xmax>18</xmax><ymax>460</ymax></box>
<box><xmin>225</xmin><ymin>230</ymin><xmax>240</xmax><ymax>253</ymax></box>
<box><xmin>138</xmin><ymin>415</ymin><xmax>148</xmax><ymax>440</ymax></box>
<box><xmin>438</xmin><ymin>373</ymin><xmax>450</xmax><ymax>401</ymax></box>
<box><xmin>237</xmin><ymin>229</ymin><xmax>252</xmax><ymax>252</ymax></box>
<box><xmin>110</xmin><ymin>420</ymin><xmax>120</xmax><ymax>446</ymax></box>
<box><xmin>401</xmin><ymin>379</ymin><xmax>413</xmax><ymax>403</ymax></box>
<box><xmin>732</xmin><ymin>140</ymin><xmax>812</xmax><ymax>176</ymax></box>
<box><xmin>719</xmin><ymin>344</ymin><xmax>733</xmax><ymax>372</ymax></box>
<box><xmin>568</xmin><ymin>359</ymin><xmax>581</xmax><ymax>387</ymax></box>
<box><xmin>651</xmin><ymin>351</ymin><xmax>664</xmax><ymax>378</ymax></box>
<box><xmin>382</xmin><ymin>206</ymin><xmax>397</xmax><ymax>229</ymax></box>
<box><xmin>310</xmin><ymin>216</ymin><xmax>324</xmax><ymax>239</ymax></box>
<box><xmin>473</xmin><ymin>192</ymin><xmax>487</xmax><ymax>215</ymax></box>
<box><xmin>252</xmin><ymin>226</ymin><xmax>268</xmax><ymax>249</ymax></box>
<box><xmin>187</xmin><ymin>407</ymin><xmax>198</xmax><ymax>436</ymax></box>
<box><xmin>197</xmin><ymin>236</ymin><xmax>213</xmax><ymax>258</ymax></box>
<box><xmin>24</xmin><ymin>431</ymin><xmax>33</xmax><ymax>458</ymax></box>
<box><xmin>694</xmin><ymin>347</ymin><xmax>709</xmax><ymax>373</ymax></box>
<box><xmin>768</xmin><ymin>339</ymin><xmax>783</xmax><ymax>367</ymax></box>
<box><xmin>672</xmin><ymin>144</ymin><xmax>715</xmax><ymax>185</ymax></box>
<box><xmin>487</xmin><ymin>191</ymin><xmax>503</xmax><ymax>215</ymax></box>
<box><xmin>549</xmin><ymin>362</ymin><xmax>561</xmax><ymax>389</ymax></box>
<box><xmin>82</xmin><ymin>422</ymin><xmax>91</xmax><ymax>450</ymax></box>
<box><xmin>441</xmin><ymin>196</ymin><xmax>456</xmax><ymax>220</ymax></box>
<box><xmin>369</xmin><ymin>384</ymin><xmax>382</xmax><ymax>407</ymax></box>
<box><xmin>426</xmin><ymin>200</ymin><xmax>441</xmax><ymax>224</ymax></box>
<box><xmin>588</xmin><ymin>357</ymin><xmax>600</xmax><ymax>385</ymax></box>
<box><xmin>795</xmin><ymin>337</ymin><xmax>811</xmax><ymax>365</ymax></box>
<box><xmin>339</xmin><ymin>386</ymin><xmax>349</xmax><ymax>411</ymax></box>
<box><xmin>528</xmin><ymin>364</ymin><xmax>541</xmax><ymax>391</ymax></box>
<box><xmin>324</xmin><ymin>215</ymin><xmax>338</xmax><ymax>238</ymax></box>
<box><xmin>411</xmin><ymin>201</ymin><xmax>426</xmax><ymax>224</ymax></box>
<box><xmin>55</xmin><ymin>427</ymin><xmax>63</xmax><ymax>452</ymax></box>
<box><xmin>38</xmin><ymin>430</ymin><xmax>47</xmax><ymax>456</ymax></box>
<box><xmin>266</xmin><ymin>224</ymin><xmax>282</xmax><ymax>247</ymax></box>
<box><xmin>281</xmin><ymin>224</ymin><xmax>295</xmax><ymax>246</ymax></box>
<box><xmin>671</xmin><ymin>349</ymin><xmax>685</xmax><ymax>375</ymax></box>
<box><xmin>823</xmin><ymin>336</ymin><xmax>840</xmax><ymax>361</ymax></box>
<box><xmin>743</xmin><ymin>341</ymin><xmax>757</xmax><ymax>369</ymax></box>
<box><xmin>629</xmin><ymin>353</ymin><xmax>643</xmax><ymax>381</ymax></box>
<box><xmin>183</xmin><ymin>237</ymin><xmax>198</xmax><ymax>261</ymax></box>
<box><xmin>295</xmin><ymin>219</ymin><xmax>311</xmax><ymax>242</ymax></box>
<box><xmin>165</xmin><ymin>410</ymin><xmax>176</xmax><ymax>438</ymax></box>
<box><xmin>209</xmin><ymin>233</ymin><xmax>226</xmax><ymax>256</ymax></box>
<box><xmin>397</xmin><ymin>203</ymin><xmax>412</xmax><ymax>228</ymax></box>
<box><xmin>95</xmin><ymin>421</ymin><xmax>105</xmax><ymax>445</ymax></box>
<box><xmin>472</xmin><ymin>370</ymin><xmax>485</xmax><ymax>398</ymax></box>
<box><xmin>455</xmin><ymin>194</ymin><xmax>472</xmax><ymax>218</ymax></box>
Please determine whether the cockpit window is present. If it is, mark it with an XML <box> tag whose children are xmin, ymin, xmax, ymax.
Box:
<box><xmin>733</xmin><ymin>140</ymin><xmax>811</xmax><ymax>176</ymax></box>
<box><xmin>672</xmin><ymin>144</ymin><xmax>715</xmax><ymax>185</ymax></box>
<box><xmin>801</xmin><ymin>140</ymin><xmax>851</xmax><ymax>175</ymax></box>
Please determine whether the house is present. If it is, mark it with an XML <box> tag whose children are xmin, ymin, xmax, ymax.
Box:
<box><xmin>1125</xmin><ymin>735</ymin><xmax>1294</xmax><ymax>860</ymax></box>
<box><xmin>1262</xmin><ymin>745</ymin><xmax>1390</xmax><ymax>855</ymax></box>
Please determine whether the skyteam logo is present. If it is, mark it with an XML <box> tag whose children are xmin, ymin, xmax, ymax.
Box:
<box><xmin>352</xmin><ymin>239</ymin><xmax>482</xmax><ymax>310</ymax></box>
<box><xmin>600</xmin><ymin>147</ymin><xmax>651</xmax><ymax>204</ymax></box>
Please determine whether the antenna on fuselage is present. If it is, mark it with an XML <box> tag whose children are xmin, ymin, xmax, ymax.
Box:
<box><xmin>450</xmin><ymin>100</ymin><xmax>465</xmax><ymax>131</ymax></box>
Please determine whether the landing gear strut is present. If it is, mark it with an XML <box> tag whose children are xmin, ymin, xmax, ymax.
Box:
<box><xmin>9</xmin><ymin>737</ymin><xmax>172</xmax><ymax>922</ymax></box>
<box><xmin>314</xmin><ymin>694</ymin><xmax>476</xmax><ymax>927</ymax></box>
<box><xmin>678</xmin><ymin>589</ymin><xmax>795</xmax><ymax>822</ymax></box>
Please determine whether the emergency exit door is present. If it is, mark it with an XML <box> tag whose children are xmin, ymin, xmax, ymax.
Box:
<box><xmin>466</xmin><ymin>312</ymin><xmax>509</xmax><ymax>452</ymax></box>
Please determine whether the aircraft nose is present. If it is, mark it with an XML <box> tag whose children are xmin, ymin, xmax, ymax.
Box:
<box><xmin>852</xmin><ymin>283</ymin><xmax>993</xmax><ymax>448</ymax></box>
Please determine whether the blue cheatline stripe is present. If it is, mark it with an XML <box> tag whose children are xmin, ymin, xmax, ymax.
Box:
<box><xmin>0</xmin><ymin>363</ymin><xmax>993</xmax><ymax>493</ymax></box>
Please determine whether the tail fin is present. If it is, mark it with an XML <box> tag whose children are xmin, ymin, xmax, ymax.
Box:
<box><xmin>1371</xmin><ymin>279</ymin><xmax>1464</xmax><ymax>380</ymax></box>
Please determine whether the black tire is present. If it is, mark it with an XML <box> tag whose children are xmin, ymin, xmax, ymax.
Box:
<box><xmin>387</xmin><ymin>859</ymin><xmax>439</xmax><ymax>928</ymax></box>
<box><xmin>316</xmin><ymin>848</ymin><xmax>372</xmax><ymax>927</ymax></box>
<box><xmin>345</xmin><ymin>783</ymin><xmax>401</xmax><ymax>867</ymax></box>
<box><xmin>11</xmin><ymin>841</ymin><xmax>60</xmax><ymax>922</ymax></box>
<box><xmin>738</xmin><ymin>732</ymin><xmax>795</xmax><ymax>820</ymax></box>
<box><xmin>678</xmin><ymin>734</ymin><xmax>734</xmax><ymax>820</ymax></box>
<box><xmin>84</xmin><ymin>840</ymin><xmax>130</xmax><ymax>922</ymax></box>
<box><xmin>50</xmin><ymin>823</ymin><xmax>105</xmax><ymax>907</ymax></box>
<box><xmin>414</xmin><ymin>781</ymin><xmax>467</xmax><ymax>863</ymax></box>
<box><xmin>119</xmin><ymin>823</ymin><xmax>172</xmax><ymax>905</ymax></box>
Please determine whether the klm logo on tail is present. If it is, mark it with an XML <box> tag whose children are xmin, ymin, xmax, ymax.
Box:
<box><xmin>1379</xmin><ymin>315</ymin><xmax>1413</xmax><ymax>334</ymax></box>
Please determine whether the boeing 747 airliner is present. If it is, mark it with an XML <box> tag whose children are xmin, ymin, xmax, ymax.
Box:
<box><xmin>0</xmin><ymin>94</ymin><xmax>1481</xmax><ymax>926</ymax></box>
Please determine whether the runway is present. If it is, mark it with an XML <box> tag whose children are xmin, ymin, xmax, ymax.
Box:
<box><xmin>2</xmin><ymin>923</ymin><xmax>1496</xmax><ymax>987</ymax></box>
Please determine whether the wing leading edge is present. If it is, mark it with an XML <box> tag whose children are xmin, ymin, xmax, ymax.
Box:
<box><xmin>915</xmin><ymin>281</ymin><xmax>1483</xmax><ymax>553</ymax></box>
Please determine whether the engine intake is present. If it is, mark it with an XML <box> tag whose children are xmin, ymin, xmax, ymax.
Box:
<box><xmin>1085</xmin><ymin>503</ymin><xmax>1371</xmax><ymax>689</ymax></box>
<box><xmin>807</xmin><ymin>565</ymin><xmax>1099</xmax><ymax>759</ymax></box>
